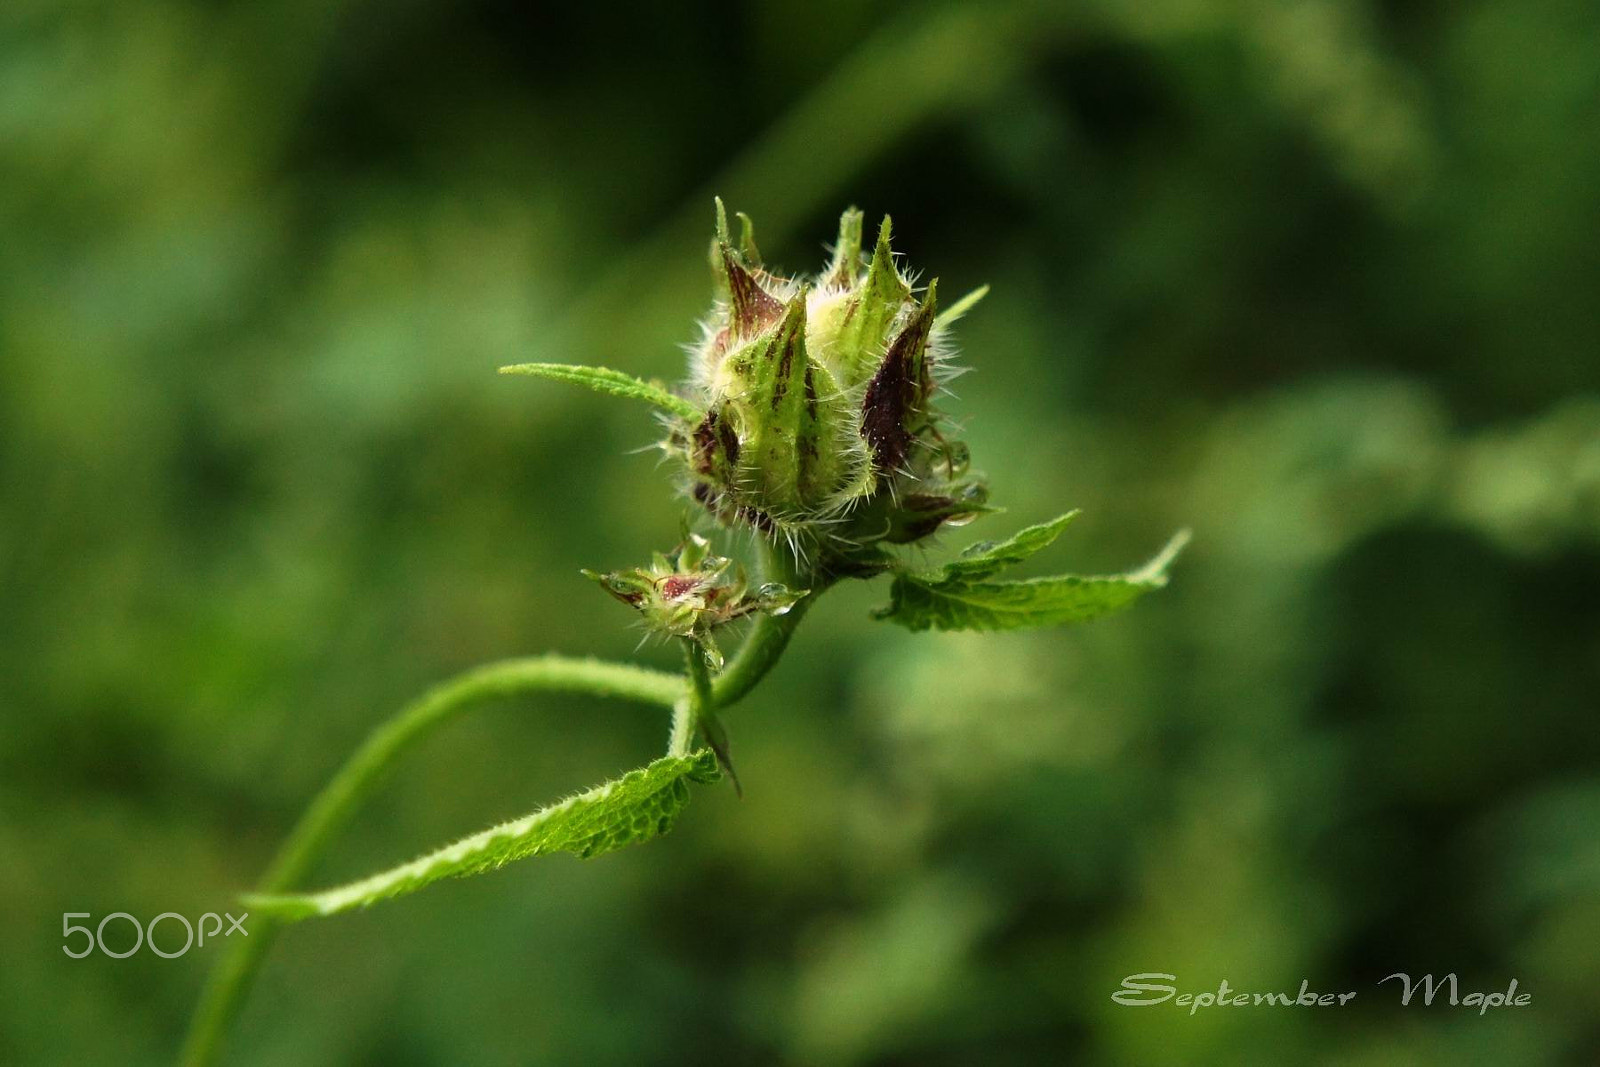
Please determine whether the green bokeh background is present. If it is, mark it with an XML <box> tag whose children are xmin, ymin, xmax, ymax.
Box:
<box><xmin>4</xmin><ymin>1</ymin><xmax>1599</xmax><ymax>1063</ymax></box>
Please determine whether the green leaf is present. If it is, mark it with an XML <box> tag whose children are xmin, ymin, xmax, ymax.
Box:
<box><xmin>247</xmin><ymin>750</ymin><xmax>719</xmax><ymax>921</ymax></box>
<box><xmin>874</xmin><ymin>521</ymin><xmax>1190</xmax><ymax>632</ymax></box>
<box><xmin>933</xmin><ymin>283</ymin><xmax>989</xmax><ymax>331</ymax></box>
<box><xmin>939</xmin><ymin>510</ymin><xmax>1080</xmax><ymax>581</ymax></box>
<box><xmin>499</xmin><ymin>363</ymin><xmax>701</xmax><ymax>420</ymax></box>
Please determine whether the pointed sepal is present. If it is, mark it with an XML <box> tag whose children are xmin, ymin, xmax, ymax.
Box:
<box><xmin>825</xmin><ymin>206</ymin><xmax>865</xmax><ymax>287</ymax></box>
<box><xmin>860</xmin><ymin>280</ymin><xmax>937</xmax><ymax>477</ymax></box>
<box><xmin>735</xmin><ymin>210</ymin><xmax>762</xmax><ymax>267</ymax></box>
<box><xmin>834</xmin><ymin>216</ymin><xmax>913</xmax><ymax>384</ymax></box>
<box><xmin>721</xmin><ymin>244</ymin><xmax>785</xmax><ymax>341</ymax></box>
<box><xmin>733</xmin><ymin>291</ymin><xmax>811</xmax><ymax>509</ymax></box>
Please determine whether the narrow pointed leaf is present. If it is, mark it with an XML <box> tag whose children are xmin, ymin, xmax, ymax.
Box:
<box><xmin>874</xmin><ymin>526</ymin><xmax>1190</xmax><ymax>632</ymax></box>
<box><xmin>499</xmin><ymin>363</ymin><xmax>701</xmax><ymax>420</ymax></box>
<box><xmin>247</xmin><ymin>751</ymin><xmax>720</xmax><ymax>921</ymax></box>
<box><xmin>934</xmin><ymin>284</ymin><xmax>989</xmax><ymax>331</ymax></box>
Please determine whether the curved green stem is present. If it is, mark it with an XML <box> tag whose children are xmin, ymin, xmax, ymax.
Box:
<box><xmin>711</xmin><ymin>543</ymin><xmax>831</xmax><ymax>709</ymax></box>
<box><xmin>185</xmin><ymin>545</ymin><xmax>832</xmax><ymax>1064</ymax></box>
<box><xmin>685</xmin><ymin>643</ymin><xmax>714</xmax><ymax>710</ymax></box>
<box><xmin>180</xmin><ymin>655</ymin><xmax>682</xmax><ymax>1067</ymax></box>
<box><xmin>710</xmin><ymin>608</ymin><xmax>809</xmax><ymax>707</ymax></box>
<box><xmin>666</xmin><ymin>694</ymin><xmax>694</xmax><ymax>757</ymax></box>
<box><xmin>668</xmin><ymin>643</ymin><xmax>710</xmax><ymax>758</ymax></box>
<box><xmin>679</xmin><ymin>638</ymin><xmax>746</xmax><ymax>792</ymax></box>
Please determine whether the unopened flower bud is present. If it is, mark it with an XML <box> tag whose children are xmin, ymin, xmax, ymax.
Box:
<box><xmin>668</xmin><ymin>202</ymin><xmax>989</xmax><ymax>564</ymax></box>
<box><xmin>583</xmin><ymin>532</ymin><xmax>805</xmax><ymax>666</ymax></box>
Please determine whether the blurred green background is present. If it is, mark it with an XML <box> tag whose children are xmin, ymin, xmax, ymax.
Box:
<box><xmin>4</xmin><ymin>0</ymin><xmax>1599</xmax><ymax>1063</ymax></box>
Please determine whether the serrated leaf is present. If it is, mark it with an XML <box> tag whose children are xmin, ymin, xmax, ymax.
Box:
<box><xmin>247</xmin><ymin>750</ymin><xmax>719</xmax><ymax>921</ymax></box>
<box><xmin>499</xmin><ymin>363</ymin><xmax>701</xmax><ymax>420</ymax></box>
<box><xmin>940</xmin><ymin>510</ymin><xmax>1080</xmax><ymax>581</ymax></box>
<box><xmin>874</xmin><ymin>524</ymin><xmax>1190</xmax><ymax>632</ymax></box>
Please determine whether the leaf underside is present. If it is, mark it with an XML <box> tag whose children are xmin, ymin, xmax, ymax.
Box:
<box><xmin>874</xmin><ymin>514</ymin><xmax>1190</xmax><ymax>632</ymax></box>
<box><xmin>499</xmin><ymin>363</ymin><xmax>702</xmax><ymax>420</ymax></box>
<box><xmin>248</xmin><ymin>750</ymin><xmax>720</xmax><ymax>921</ymax></box>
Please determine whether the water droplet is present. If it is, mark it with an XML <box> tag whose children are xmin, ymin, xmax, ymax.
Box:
<box><xmin>757</xmin><ymin>582</ymin><xmax>797</xmax><ymax>613</ymax></box>
<box><xmin>944</xmin><ymin>441</ymin><xmax>971</xmax><ymax>476</ymax></box>
<box><xmin>943</xmin><ymin>512</ymin><xmax>980</xmax><ymax>527</ymax></box>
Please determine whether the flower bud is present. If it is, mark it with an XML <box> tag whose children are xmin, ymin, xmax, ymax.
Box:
<box><xmin>584</xmin><ymin>532</ymin><xmax>804</xmax><ymax>667</ymax></box>
<box><xmin>668</xmin><ymin>203</ymin><xmax>989</xmax><ymax>563</ymax></box>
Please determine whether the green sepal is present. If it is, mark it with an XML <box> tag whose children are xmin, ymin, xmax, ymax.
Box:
<box><xmin>689</xmin><ymin>402</ymin><xmax>742</xmax><ymax>495</ymax></box>
<box><xmin>730</xmin><ymin>291</ymin><xmax>811</xmax><ymax>510</ymax></box>
<box><xmin>735</xmin><ymin>210</ymin><xmax>763</xmax><ymax>266</ymax></box>
<box><xmin>795</xmin><ymin>356</ymin><xmax>871</xmax><ymax>507</ymax></box>
<box><xmin>834</xmin><ymin>216</ymin><xmax>912</xmax><ymax>385</ymax></box>
<box><xmin>825</xmin><ymin>206</ymin><xmax>865</xmax><ymax>287</ymax></box>
<box><xmin>710</xmin><ymin>197</ymin><xmax>732</xmax><ymax>296</ymax></box>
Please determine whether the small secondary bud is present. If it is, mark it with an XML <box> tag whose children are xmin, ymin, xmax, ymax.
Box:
<box><xmin>584</xmin><ymin>532</ymin><xmax>805</xmax><ymax>666</ymax></box>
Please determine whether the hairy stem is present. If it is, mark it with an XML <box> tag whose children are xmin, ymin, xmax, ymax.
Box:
<box><xmin>667</xmin><ymin>643</ymin><xmax>710</xmax><ymax>758</ymax></box>
<box><xmin>679</xmin><ymin>638</ymin><xmax>746</xmax><ymax>792</ymax></box>
<box><xmin>685</xmin><ymin>643</ymin><xmax>714</xmax><ymax>725</ymax></box>
<box><xmin>711</xmin><ymin>542</ymin><xmax>830</xmax><ymax>709</ymax></box>
<box><xmin>666</xmin><ymin>695</ymin><xmax>694</xmax><ymax>757</ymax></box>
<box><xmin>180</xmin><ymin>655</ymin><xmax>682</xmax><ymax>1067</ymax></box>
